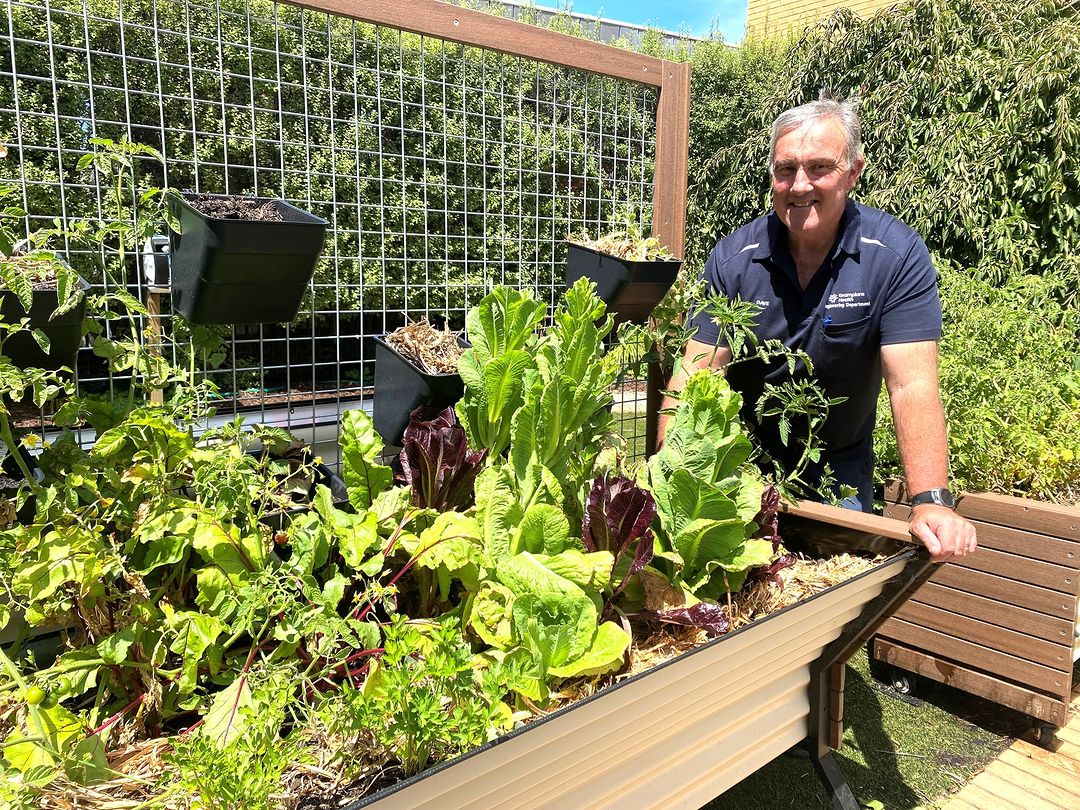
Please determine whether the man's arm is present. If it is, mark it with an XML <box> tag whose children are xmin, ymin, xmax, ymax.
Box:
<box><xmin>657</xmin><ymin>338</ymin><xmax>731</xmax><ymax>448</ymax></box>
<box><xmin>881</xmin><ymin>340</ymin><xmax>977</xmax><ymax>561</ymax></box>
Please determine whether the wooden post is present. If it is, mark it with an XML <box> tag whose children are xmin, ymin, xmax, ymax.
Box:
<box><xmin>146</xmin><ymin>289</ymin><xmax>165</xmax><ymax>406</ymax></box>
<box><xmin>645</xmin><ymin>59</ymin><xmax>691</xmax><ymax>454</ymax></box>
<box><xmin>652</xmin><ymin>60</ymin><xmax>691</xmax><ymax>258</ymax></box>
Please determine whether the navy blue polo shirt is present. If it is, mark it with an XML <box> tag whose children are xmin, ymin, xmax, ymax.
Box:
<box><xmin>690</xmin><ymin>200</ymin><xmax>941</xmax><ymax>477</ymax></box>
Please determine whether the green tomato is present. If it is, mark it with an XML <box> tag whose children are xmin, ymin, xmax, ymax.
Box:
<box><xmin>41</xmin><ymin>691</ymin><xmax>58</xmax><ymax>709</ymax></box>
<box><xmin>55</xmin><ymin>676</ymin><xmax>72</xmax><ymax>696</ymax></box>
<box><xmin>23</xmin><ymin>684</ymin><xmax>46</xmax><ymax>705</ymax></box>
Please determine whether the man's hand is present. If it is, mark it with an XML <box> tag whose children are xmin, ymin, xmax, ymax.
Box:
<box><xmin>908</xmin><ymin>504</ymin><xmax>977</xmax><ymax>561</ymax></box>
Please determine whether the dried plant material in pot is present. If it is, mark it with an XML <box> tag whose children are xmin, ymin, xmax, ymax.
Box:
<box><xmin>385</xmin><ymin>319</ymin><xmax>464</xmax><ymax>375</ymax></box>
<box><xmin>568</xmin><ymin>230</ymin><xmax>677</xmax><ymax>262</ymax></box>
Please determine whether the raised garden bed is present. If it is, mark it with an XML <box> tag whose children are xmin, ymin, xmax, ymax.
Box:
<box><xmin>0</xmin><ymin>283</ymin><xmax>935</xmax><ymax>809</ymax></box>
<box><xmin>351</xmin><ymin>504</ymin><xmax>932</xmax><ymax>810</ymax></box>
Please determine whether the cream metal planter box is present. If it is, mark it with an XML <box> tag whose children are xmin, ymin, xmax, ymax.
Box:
<box><xmin>352</xmin><ymin>503</ymin><xmax>933</xmax><ymax>810</ymax></box>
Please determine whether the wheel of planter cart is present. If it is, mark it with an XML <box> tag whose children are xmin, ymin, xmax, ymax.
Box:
<box><xmin>889</xmin><ymin>667</ymin><xmax>917</xmax><ymax>695</ymax></box>
<box><xmin>1031</xmin><ymin>720</ymin><xmax>1059</xmax><ymax>750</ymax></box>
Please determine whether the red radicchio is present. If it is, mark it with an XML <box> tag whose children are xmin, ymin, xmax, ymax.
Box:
<box><xmin>748</xmin><ymin>552</ymin><xmax>798</xmax><ymax>587</ymax></box>
<box><xmin>753</xmin><ymin>483</ymin><xmax>782</xmax><ymax>551</ymax></box>
<box><xmin>654</xmin><ymin>603</ymin><xmax>731</xmax><ymax>636</ymax></box>
<box><xmin>582</xmin><ymin>475</ymin><xmax>656</xmax><ymax>598</ymax></box>
<box><xmin>398</xmin><ymin>406</ymin><xmax>486</xmax><ymax>511</ymax></box>
<box><xmin>747</xmin><ymin>483</ymin><xmax>796</xmax><ymax>587</ymax></box>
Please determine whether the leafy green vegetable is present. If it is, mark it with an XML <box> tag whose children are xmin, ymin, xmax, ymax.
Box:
<box><xmin>456</xmin><ymin>287</ymin><xmax>544</xmax><ymax>457</ymax></box>
<box><xmin>648</xmin><ymin>370</ymin><xmax>779</xmax><ymax>597</ymax></box>
<box><xmin>340</xmin><ymin>616</ymin><xmax>516</xmax><ymax>776</ymax></box>
<box><xmin>509</xmin><ymin>278</ymin><xmax>617</xmax><ymax>485</ymax></box>
<box><xmin>340</xmin><ymin>409</ymin><xmax>393</xmax><ymax>511</ymax></box>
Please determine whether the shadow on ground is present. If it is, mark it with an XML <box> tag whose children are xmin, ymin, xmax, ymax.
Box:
<box><xmin>700</xmin><ymin>647</ymin><xmax>1036</xmax><ymax>810</ymax></box>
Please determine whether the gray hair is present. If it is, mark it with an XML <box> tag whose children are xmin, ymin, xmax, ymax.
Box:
<box><xmin>768</xmin><ymin>98</ymin><xmax>863</xmax><ymax>173</ymax></box>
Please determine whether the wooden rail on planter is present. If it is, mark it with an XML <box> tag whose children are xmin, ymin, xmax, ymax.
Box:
<box><xmin>872</xmin><ymin>483</ymin><xmax>1080</xmax><ymax>732</ymax></box>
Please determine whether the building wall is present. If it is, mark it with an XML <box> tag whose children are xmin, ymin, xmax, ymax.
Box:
<box><xmin>747</xmin><ymin>0</ymin><xmax>899</xmax><ymax>37</ymax></box>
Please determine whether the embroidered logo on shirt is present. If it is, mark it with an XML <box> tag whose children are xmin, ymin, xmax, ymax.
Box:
<box><xmin>825</xmin><ymin>291</ymin><xmax>871</xmax><ymax>310</ymax></box>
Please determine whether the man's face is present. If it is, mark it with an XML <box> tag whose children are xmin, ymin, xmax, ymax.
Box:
<box><xmin>771</xmin><ymin>119</ymin><xmax>863</xmax><ymax>242</ymax></box>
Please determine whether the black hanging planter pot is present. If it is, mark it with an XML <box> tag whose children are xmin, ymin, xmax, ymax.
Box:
<box><xmin>372</xmin><ymin>335</ymin><xmax>465</xmax><ymax>447</ymax></box>
<box><xmin>0</xmin><ymin>271</ymin><xmax>90</xmax><ymax>371</ymax></box>
<box><xmin>564</xmin><ymin>241</ymin><xmax>681</xmax><ymax>325</ymax></box>
<box><xmin>167</xmin><ymin>192</ymin><xmax>328</xmax><ymax>325</ymax></box>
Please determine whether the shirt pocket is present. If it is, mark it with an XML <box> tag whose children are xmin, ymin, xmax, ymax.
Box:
<box><xmin>814</xmin><ymin>314</ymin><xmax>873</xmax><ymax>377</ymax></box>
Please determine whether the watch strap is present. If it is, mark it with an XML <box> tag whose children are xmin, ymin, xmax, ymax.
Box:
<box><xmin>909</xmin><ymin>488</ymin><xmax>956</xmax><ymax>509</ymax></box>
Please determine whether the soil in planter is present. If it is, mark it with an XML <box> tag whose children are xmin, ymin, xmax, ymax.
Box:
<box><xmin>384</xmin><ymin>319</ymin><xmax>464</xmax><ymax>375</ymax></box>
<box><xmin>183</xmin><ymin>194</ymin><xmax>284</xmax><ymax>221</ymax></box>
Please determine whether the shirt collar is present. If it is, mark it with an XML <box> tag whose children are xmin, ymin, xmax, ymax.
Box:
<box><xmin>752</xmin><ymin>198</ymin><xmax>863</xmax><ymax>262</ymax></box>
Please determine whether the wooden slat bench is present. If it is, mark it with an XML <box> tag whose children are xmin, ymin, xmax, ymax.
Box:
<box><xmin>872</xmin><ymin>484</ymin><xmax>1080</xmax><ymax>734</ymax></box>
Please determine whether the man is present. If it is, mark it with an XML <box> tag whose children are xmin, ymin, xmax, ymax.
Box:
<box><xmin>660</xmin><ymin>98</ymin><xmax>975</xmax><ymax>561</ymax></box>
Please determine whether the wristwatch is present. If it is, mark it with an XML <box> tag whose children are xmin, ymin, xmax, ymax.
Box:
<box><xmin>909</xmin><ymin>488</ymin><xmax>957</xmax><ymax>509</ymax></box>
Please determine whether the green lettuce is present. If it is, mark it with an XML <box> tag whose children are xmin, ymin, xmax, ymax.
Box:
<box><xmin>649</xmin><ymin>370</ymin><xmax>778</xmax><ymax>597</ymax></box>
<box><xmin>456</xmin><ymin>287</ymin><xmax>545</xmax><ymax>457</ymax></box>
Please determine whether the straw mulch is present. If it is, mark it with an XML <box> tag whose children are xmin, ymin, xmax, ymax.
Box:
<box><xmin>385</xmin><ymin>320</ymin><xmax>464</xmax><ymax>374</ymax></box>
<box><xmin>555</xmin><ymin>552</ymin><xmax>879</xmax><ymax>707</ymax></box>
<box><xmin>36</xmin><ymin>738</ymin><xmax>173</xmax><ymax>810</ymax></box>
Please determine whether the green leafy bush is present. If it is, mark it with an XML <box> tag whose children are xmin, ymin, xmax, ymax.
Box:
<box><xmin>875</xmin><ymin>264</ymin><xmax>1080</xmax><ymax>501</ymax></box>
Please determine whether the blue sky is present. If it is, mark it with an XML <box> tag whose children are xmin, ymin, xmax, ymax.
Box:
<box><xmin>559</xmin><ymin>1</ymin><xmax>747</xmax><ymax>43</ymax></box>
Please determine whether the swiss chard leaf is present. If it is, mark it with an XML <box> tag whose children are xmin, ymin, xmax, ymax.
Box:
<box><xmin>340</xmin><ymin>409</ymin><xmax>393</xmax><ymax>511</ymax></box>
<box><xmin>166</xmin><ymin>610</ymin><xmax>227</xmax><ymax>694</ymax></box>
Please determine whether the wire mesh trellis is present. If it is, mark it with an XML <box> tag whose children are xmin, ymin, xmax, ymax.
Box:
<box><xmin>0</xmin><ymin>0</ymin><xmax>657</xmax><ymax>458</ymax></box>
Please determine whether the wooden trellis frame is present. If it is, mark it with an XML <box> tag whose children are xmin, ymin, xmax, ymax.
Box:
<box><xmin>302</xmin><ymin>0</ymin><xmax>691</xmax><ymax>262</ymax></box>
<box><xmin>296</xmin><ymin>0</ymin><xmax>691</xmax><ymax>452</ymax></box>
